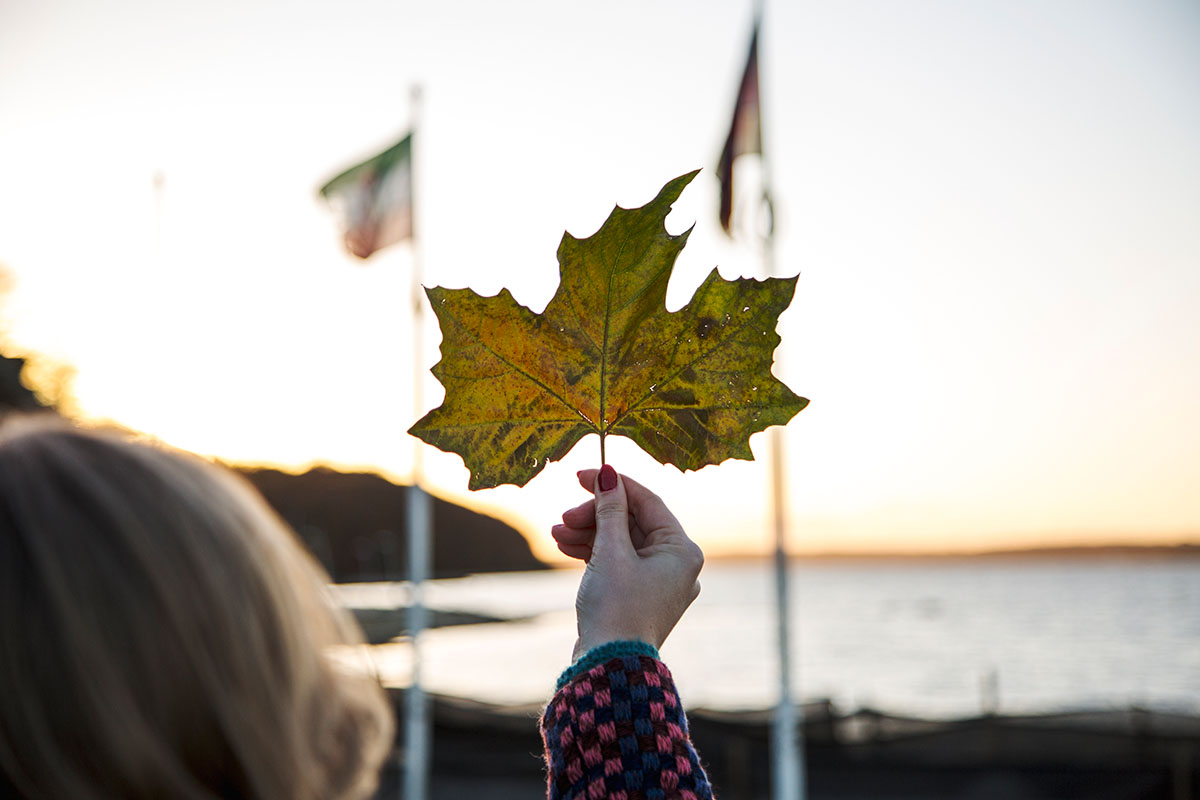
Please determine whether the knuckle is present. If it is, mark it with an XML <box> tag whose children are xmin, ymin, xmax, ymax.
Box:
<box><xmin>593</xmin><ymin>504</ymin><xmax>628</xmax><ymax>522</ymax></box>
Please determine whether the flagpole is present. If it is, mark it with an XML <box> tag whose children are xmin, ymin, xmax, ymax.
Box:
<box><xmin>755</xmin><ymin>1</ymin><xmax>807</xmax><ymax>798</ymax></box>
<box><xmin>764</xmin><ymin>219</ymin><xmax>806</xmax><ymax>800</ymax></box>
<box><xmin>403</xmin><ymin>84</ymin><xmax>433</xmax><ymax>800</ymax></box>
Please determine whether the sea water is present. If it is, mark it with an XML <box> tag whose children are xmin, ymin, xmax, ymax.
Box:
<box><xmin>337</xmin><ymin>558</ymin><xmax>1200</xmax><ymax>719</ymax></box>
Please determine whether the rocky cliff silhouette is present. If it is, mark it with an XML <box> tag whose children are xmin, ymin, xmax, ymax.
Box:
<box><xmin>238</xmin><ymin>466</ymin><xmax>548</xmax><ymax>580</ymax></box>
<box><xmin>0</xmin><ymin>354</ymin><xmax>44</xmax><ymax>411</ymax></box>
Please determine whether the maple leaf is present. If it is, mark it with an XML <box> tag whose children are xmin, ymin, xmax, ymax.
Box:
<box><xmin>409</xmin><ymin>170</ymin><xmax>808</xmax><ymax>490</ymax></box>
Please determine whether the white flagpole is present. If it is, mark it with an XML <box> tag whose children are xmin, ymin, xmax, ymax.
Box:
<box><xmin>755</xmin><ymin>1</ymin><xmax>807</xmax><ymax>797</ymax></box>
<box><xmin>403</xmin><ymin>84</ymin><xmax>433</xmax><ymax>800</ymax></box>
<box><xmin>764</xmin><ymin>235</ymin><xmax>806</xmax><ymax>800</ymax></box>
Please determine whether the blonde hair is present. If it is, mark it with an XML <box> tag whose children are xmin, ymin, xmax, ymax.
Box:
<box><xmin>0</xmin><ymin>414</ymin><xmax>393</xmax><ymax>799</ymax></box>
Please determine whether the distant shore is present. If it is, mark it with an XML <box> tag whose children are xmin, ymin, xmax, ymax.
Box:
<box><xmin>708</xmin><ymin>542</ymin><xmax>1200</xmax><ymax>562</ymax></box>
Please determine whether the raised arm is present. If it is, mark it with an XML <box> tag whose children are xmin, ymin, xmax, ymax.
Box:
<box><xmin>542</xmin><ymin>465</ymin><xmax>714</xmax><ymax>800</ymax></box>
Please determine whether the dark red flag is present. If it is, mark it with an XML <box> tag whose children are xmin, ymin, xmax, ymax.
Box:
<box><xmin>717</xmin><ymin>26</ymin><xmax>762</xmax><ymax>234</ymax></box>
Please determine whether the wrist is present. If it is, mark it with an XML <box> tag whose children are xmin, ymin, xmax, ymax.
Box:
<box><xmin>578</xmin><ymin>623</ymin><xmax>661</xmax><ymax>655</ymax></box>
<box><xmin>556</xmin><ymin>640</ymin><xmax>660</xmax><ymax>690</ymax></box>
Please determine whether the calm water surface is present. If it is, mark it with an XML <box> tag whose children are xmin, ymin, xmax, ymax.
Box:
<box><xmin>337</xmin><ymin>558</ymin><xmax>1200</xmax><ymax>718</ymax></box>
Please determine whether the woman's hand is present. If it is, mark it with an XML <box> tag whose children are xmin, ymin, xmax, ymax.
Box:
<box><xmin>551</xmin><ymin>465</ymin><xmax>704</xmax><ymax>659</ymax></box>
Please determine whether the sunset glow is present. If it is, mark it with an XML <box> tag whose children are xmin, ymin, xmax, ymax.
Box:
<box><xmin>2</xmin><ymin>0</ymin><xmax>1198</xmax><ymax>563</ymax></box>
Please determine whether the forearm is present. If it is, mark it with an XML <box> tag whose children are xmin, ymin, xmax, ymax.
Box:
<box><xmin>541</xmin><ymin>643</ymin><xmax>714</xmax><ymax>800</ymax></box>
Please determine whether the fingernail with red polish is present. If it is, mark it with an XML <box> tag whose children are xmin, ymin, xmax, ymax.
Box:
<box><xmin>599</xmin><ymin>464</ymin><xmax>618</xmax><ymax>492</ymax></box>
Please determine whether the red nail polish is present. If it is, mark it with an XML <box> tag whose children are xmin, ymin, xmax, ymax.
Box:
<box><xmin>599</xmin><ymin>464</ymin><xmax>617</xmax><ymax>492</ymax></box>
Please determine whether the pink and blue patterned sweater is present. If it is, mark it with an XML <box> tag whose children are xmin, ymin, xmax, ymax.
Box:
<box><xmin>541</xmin><ymin>642</ymin><xmax>714</xmax><ymax>800</ymax></box>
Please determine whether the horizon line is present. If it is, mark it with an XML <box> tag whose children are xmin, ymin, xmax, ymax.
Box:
<box><xmin>706</xmin><ymin>542</ymin><xmax>1200</xmax><ymax>562</ymax></box>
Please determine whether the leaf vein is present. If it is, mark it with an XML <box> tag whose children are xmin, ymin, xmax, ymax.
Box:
<box><xmin>612</xmin><ymin>289</ymin><xmax>785</xmax><ymax>427</ymax></box>
<box><xmin>443</xmin><ymin>307</ymin><xmax>596</xmax><ymax>430</ymax></box>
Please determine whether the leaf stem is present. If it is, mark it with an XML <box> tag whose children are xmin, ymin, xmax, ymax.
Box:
<box><xmin>599</xmin><ymin>432</ymin><xmax>606</xmax><ymax>466</ymax></box>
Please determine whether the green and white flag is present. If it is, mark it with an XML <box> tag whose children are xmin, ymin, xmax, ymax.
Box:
<box><xmin>319</xmin><ymin>132</ymin><xmax>412</xmax><ymax>259</ymax></box>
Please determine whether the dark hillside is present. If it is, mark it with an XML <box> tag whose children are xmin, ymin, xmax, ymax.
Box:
<box><xmin>239</xmin><ymin>466</ymin><xmax>547</xmax><ymax>580</ymax></box>
<box><xmin>0</xmin><ymin>354</ymin><xmax>44</xmax><ymax>412</ymax></box>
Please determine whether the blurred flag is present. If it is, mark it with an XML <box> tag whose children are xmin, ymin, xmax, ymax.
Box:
<box><xmin>320</xmin><ymin>132</ymin><xmax>413</xmax><ymax>259</ymax></box>
<box><xmin>717</xmin><ymin>24</ymin><xmax>761</xmax><ymax>234</ymax></box>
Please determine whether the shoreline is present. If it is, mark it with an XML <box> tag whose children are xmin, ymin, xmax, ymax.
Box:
<box><xmin>704</xmin><ymin>541</ymin><xmax>1200</xmax><ymax>563</ymax></box>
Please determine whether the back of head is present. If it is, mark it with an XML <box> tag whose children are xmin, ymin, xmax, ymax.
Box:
<box><xmin>0</xmin><ymin>414</ymin><xmax>393</xmax><ymax>799</ymax></box>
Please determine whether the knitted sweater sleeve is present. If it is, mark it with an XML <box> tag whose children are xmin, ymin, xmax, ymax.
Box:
<box><xmin>540</xmin><ymin>647</ymin><xmax>714</xmax><ymax>800</ymax></box>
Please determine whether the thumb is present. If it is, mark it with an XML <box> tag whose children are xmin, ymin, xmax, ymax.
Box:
<box><xmin>590</xmin><ymin>464</ymin><xmax>635</xmax><ymax>561</ymax></box>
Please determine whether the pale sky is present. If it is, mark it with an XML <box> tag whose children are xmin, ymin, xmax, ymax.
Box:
<box><xmin>2</xmin><ymin>0</ymin><xmax>1198</xmax><ymax>562</ymax></box>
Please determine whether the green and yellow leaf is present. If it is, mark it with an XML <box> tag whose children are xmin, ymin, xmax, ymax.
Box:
<box><xmin>409</xmin><ymin>171</ymin><xmax>808</xmax><ymax>489</ymax></box>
